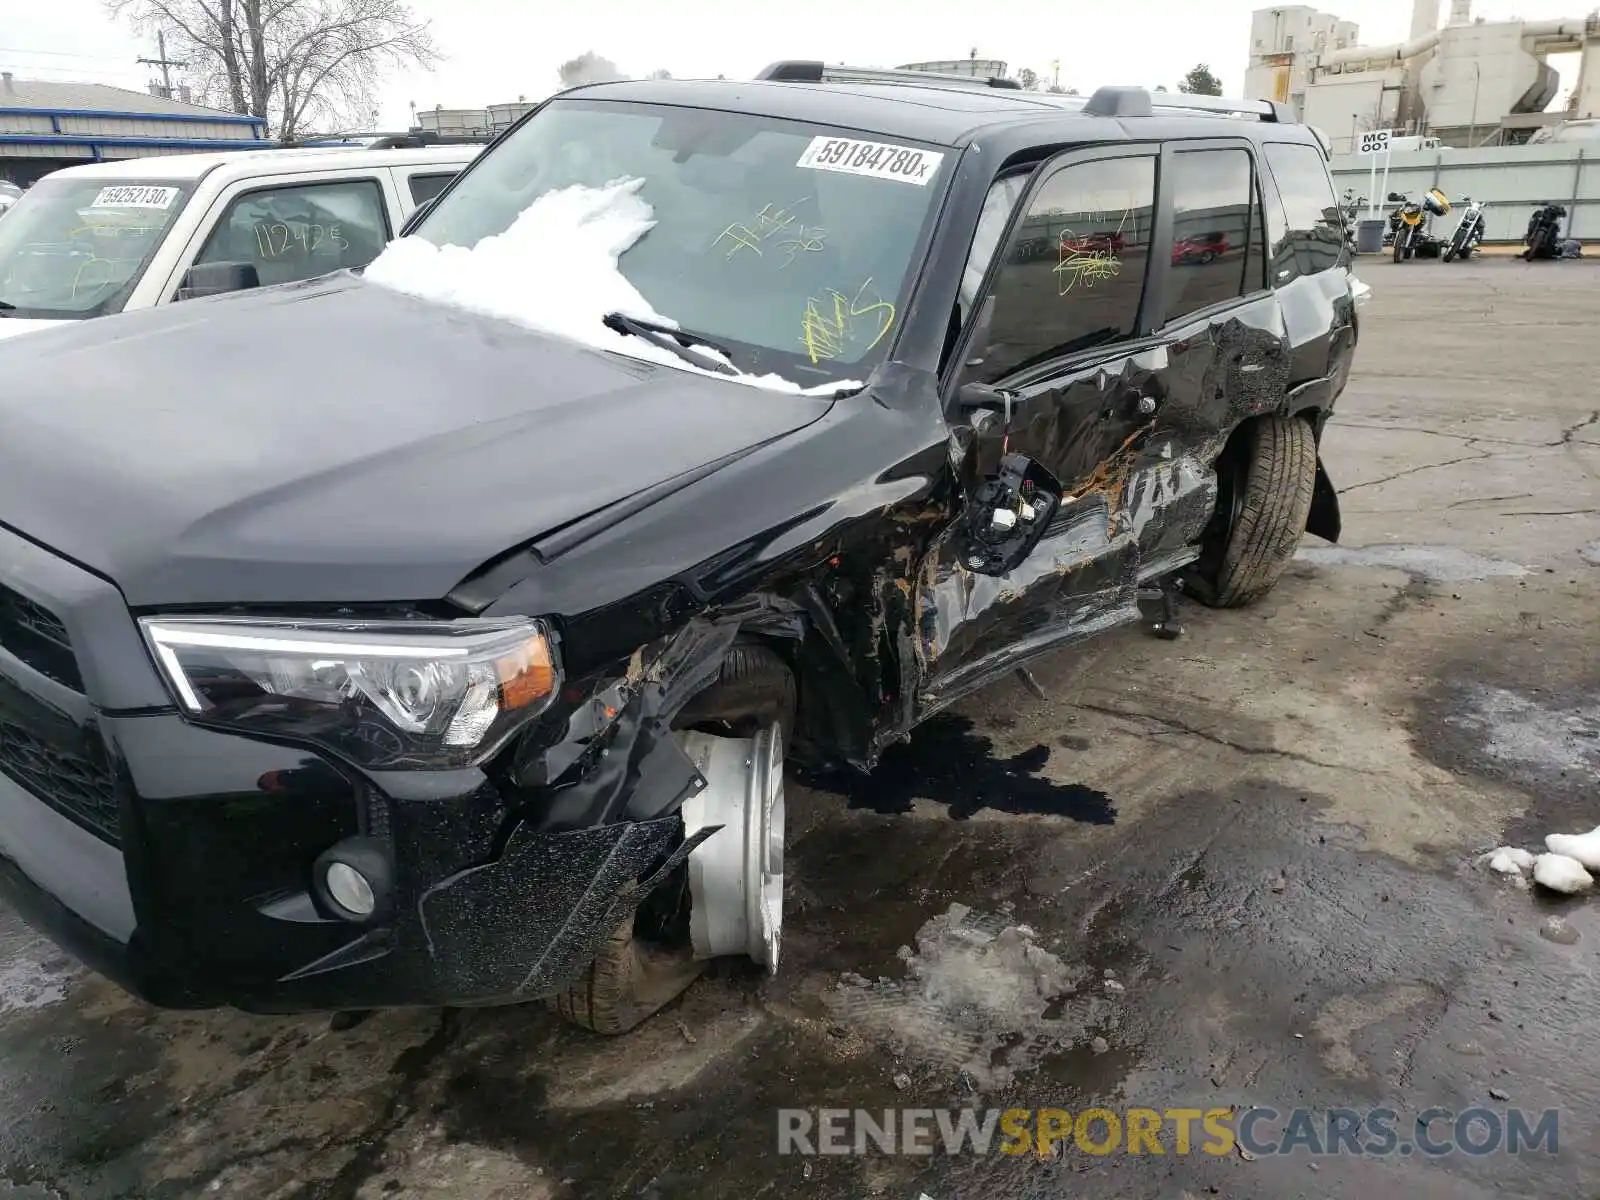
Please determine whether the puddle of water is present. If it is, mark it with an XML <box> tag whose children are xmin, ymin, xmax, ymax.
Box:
<box><xmin>1295</xmin><ymin>544</ymin><xmax>1529</xmax><ymax>582</ymax></box>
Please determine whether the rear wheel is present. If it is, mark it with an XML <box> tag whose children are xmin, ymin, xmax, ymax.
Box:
<box><xmin>553</xmin><ymin>646</ymin><xmax>795</xmax><ymax>1034</ymax></box>
<box><xmin>1188</xmin><ymin>415</ymin><xmax>1318</xmax><ymax>609</ymax></box>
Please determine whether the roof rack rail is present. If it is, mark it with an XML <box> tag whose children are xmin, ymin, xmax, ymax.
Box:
<box><xmin>279</xmin><ymin>130</ymin><xmax>496</xmax><ymax>149</ymax></box>
<box><xmin>755</xmin><ymin>60</ymin><xmax>1022</xmax><ymax>91</ymax></box>
<box><xmin>1082</xmin><ymin>85</ymin><xmax>1296</xmax><ymax>124</ymax></box>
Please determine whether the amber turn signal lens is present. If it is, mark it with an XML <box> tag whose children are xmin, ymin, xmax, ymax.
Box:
<box><xmin>497</xmin><ymin>635</ymin><xmax>557</xmax><ymax>710</ymax></box>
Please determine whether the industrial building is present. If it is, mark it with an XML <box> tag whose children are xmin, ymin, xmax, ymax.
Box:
<box><xmin>1245</xmin><ymin>0</ymin><xmax>1600</xmax><ymax>152</ymax></box>
<box><xmin>0</xmin><ymin>75</ymin><xmax>271</xmax><ymax>187</ymax></box>
<box><xmin>411</xmin><ymin>100</ymin><xmax>540</xmax><ymax>137</ymax></box>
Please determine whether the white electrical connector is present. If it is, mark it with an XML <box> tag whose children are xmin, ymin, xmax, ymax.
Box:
<box><xmin>990</xmin><ymin>507</ymin><xmax>1018</xmax><ymax>532</ymax></box>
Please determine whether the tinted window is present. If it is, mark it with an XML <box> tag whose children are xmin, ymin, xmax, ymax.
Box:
<box><xmin>408</xmin><ymin>172</ymin><xmax>457</xmax><ymax>205</ymax></box>
<box><xmin>1263</xmin><ymin>142</ymin><xmax>1343</xmax><ymax>276</ymax></box>
<box><xmin>973</xmin><ymin>155</ymin><xmax>1156</xmax><ymax>382</ymax></box>
<box><xmin>1163</xmin><ymin>149</ymin><xmax>1254</xmax><ymax>325</ymax></box>
<box><xmin>194</xmin><ymin>179</ymin><xmax>390</xmax><ymax>288</ymax></box>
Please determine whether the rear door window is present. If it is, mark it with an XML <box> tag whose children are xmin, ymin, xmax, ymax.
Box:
<box><xmin>972</xmin><ymin>154</ymin><xmax>1157</xmax><ymax>382</ymax></box>
<box><xmin>192</xmin><ymin>178</ymin><xmax>390</xmax><ymax>287</ymax></box>
<box><xmin>1162</xmin><ymin>148</ymin><xmax>1255</xmax><ymax>325</ymax></box>
<box><xmin>1262</xmin><ymin>142</ymin><xmax>1344</xmax><ymax>276</ymax></box>
<box><xmin>407</xmin><ymin>172</ymin><xmax>458</xmax><ymax>206</ymax></box>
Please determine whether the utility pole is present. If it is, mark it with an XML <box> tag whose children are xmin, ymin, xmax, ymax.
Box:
<box><xmin>137</xmin><ymin>30</ymin><xmax>186</xmax><ymax>99</ymax></box>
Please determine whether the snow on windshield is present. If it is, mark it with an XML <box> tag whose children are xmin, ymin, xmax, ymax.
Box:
<box><xmin>364</xmin><ymin>178</ymin><xmax>857</xmax><ymax>395</ymax></box>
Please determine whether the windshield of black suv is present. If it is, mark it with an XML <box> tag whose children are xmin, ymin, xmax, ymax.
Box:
<box><xmin>408</xmin><ymin>97</ymin><xmax>953</xmax><ymax>387</ymax></box>
<box><xmin>0</xmin><ymin>177</ymin><xmax>193</xmax><ymax>319</ymax></box>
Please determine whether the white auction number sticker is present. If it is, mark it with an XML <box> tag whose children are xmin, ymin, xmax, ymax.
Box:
<box><xmin>796</xmin><ymin>136</ymin><xmax>944</xmax><ymax>186</ymax></box>
<box><xmin>90</xmin><ymin>185</ymin><xmax>179</xmax><ymax>210</ymax></box>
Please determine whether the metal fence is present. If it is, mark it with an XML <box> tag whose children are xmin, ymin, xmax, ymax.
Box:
<box><xmin>1330</xmin><ymin>144</ymin><xmax>1594</xmax><ymax>243</ymax></box>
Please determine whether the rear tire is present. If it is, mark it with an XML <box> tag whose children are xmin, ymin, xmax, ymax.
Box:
<box><xmin>553</xmin><ymin>645</ymin><xmax>796</xmax><ymax>1035</ymax></box>
<box><xmin>1189</xmin><ymin>415</ymin><xmax>1318</xmax><ymax>609</ymax></box>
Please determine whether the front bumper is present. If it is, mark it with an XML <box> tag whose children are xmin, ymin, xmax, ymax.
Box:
<box><xmin>0</xmin><ymin>523</ymin><xmax>690</xmax><ymax>1012</ymax></box>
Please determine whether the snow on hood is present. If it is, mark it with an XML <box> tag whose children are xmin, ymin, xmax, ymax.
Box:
<box><xmin>364</xmin><ymin>177</ymin><xmax>856</xmax><ymax>396</ymax></box>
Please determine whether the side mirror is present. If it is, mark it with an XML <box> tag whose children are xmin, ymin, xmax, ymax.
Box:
<box><xmin>399</xmin><ymin>197</ymin><xmax>437</xmax><ymax>238</ymax></box>
<box><xmin>176</xmin><ymin>261</ymin><xmax>260</xmax><ymax>301</ymax></box>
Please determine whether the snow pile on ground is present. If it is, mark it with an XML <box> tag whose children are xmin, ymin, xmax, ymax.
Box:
<box><xmin>365</xmin><ymin>177</ymin><xmax>851</xmax><ymax>396</ymax></box>
<box><xmin>1479</xmin><ymin>827</ymin><xmax>1600</xmax><ymax>897</ymax></box>
<box><xmin>825</xmin><ymin>903</ymin><xmax>1094</xmax><ymax>1089</ymax></box>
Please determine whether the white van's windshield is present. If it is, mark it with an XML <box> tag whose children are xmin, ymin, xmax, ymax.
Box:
<box><xmin>408</xmin><ymin>99</ymin><xmax>953</xmax><ymax>387</ymax></box>
<box><xmin>0</xmin><ymin>178</ymin><xmax>193</xmax><ymax>319</ymax></box>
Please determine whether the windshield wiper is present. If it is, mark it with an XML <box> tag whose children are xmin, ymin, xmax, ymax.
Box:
<box><xmin>602</xmin><ymin>311</ymin><xmax>739</xmax><ymax>377</ymax></box>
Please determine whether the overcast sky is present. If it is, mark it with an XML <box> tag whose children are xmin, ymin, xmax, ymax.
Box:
<box><xmin>0</xmin><ymin>0</ymin><xmax>1579</xmax><ymax>130</ymax></box>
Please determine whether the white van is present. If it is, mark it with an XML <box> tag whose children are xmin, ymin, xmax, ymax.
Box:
<box><xmin>0</xmin><ymin>144</ymin><xmax>482</xmax><ymax>339</ymax></box>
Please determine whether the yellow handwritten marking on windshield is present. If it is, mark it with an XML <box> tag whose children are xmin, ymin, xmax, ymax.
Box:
<box><xmin>713</xmin><ymin>199</ymin><xmax>814</xmax><ymax>259</ymax></box>
<box><xmin>800</xmin><ymin>279</ymin><xmax>896</xmax><ymax>364</ymax></box>
<box><xmin>777</xmin><ymin>224</ymin><xmax>826</xmax><ymax>267</ymax></box>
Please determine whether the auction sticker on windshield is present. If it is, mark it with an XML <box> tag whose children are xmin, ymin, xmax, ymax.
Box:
<box><xmin>796</xmin><ymin>137</ymin><xmax>944</xmax><ymax>185</ymax></box>
<box><xmin>91</xmin><ymin>185</ymin><xmax>179</xmax><ymax>209</ymax></box>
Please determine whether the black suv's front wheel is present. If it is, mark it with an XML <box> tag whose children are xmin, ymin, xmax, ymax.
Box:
<box><xmin>553</xmin><ymin>645</ymin><xmax>795</xmax><ymax>1034</ymax></box>
<box><xmin>1188</xmin><ymin>415</ymin><xmax>1317</xmax><ymax>609</ymax></box>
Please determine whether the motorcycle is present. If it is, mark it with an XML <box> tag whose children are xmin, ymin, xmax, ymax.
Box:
<box><xmin>1521</xmin><ymin>203</ymin><xmax>1567</xmax><ymax>260</ymax></box>
<box><xmin>1389</xmin><ymin>189</ymin><xmax>1451</xmax><ymax>262</ymax></box>
<box><xmin>1442</xmin><ymin>196</ymin><xmax>1485</xmax><ymax>262</ymax></box>
<box><xmin>1340</xmin><ymin>188</ymin><xmax>1367</xmax><ymax>252</ymax></box>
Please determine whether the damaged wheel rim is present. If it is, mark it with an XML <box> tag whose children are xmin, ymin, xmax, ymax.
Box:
<box><xmin>677</xmin><ymin>724</ymin><xmax>786</xmax><ymax>972</ymax></box>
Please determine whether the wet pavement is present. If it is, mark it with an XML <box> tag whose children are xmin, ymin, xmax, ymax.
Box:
<box><xmin>2</xmin><ymin>259</ymin><xmax>1598</xmax><ymax>1199</ymax></box>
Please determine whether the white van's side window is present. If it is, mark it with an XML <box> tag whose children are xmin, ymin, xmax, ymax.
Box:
<box><xmin>193</xmin><ymin>179</ymin><xmax>390</xmax><ymax>287</ymax></box>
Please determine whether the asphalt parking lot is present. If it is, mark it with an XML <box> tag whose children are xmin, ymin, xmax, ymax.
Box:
<box><xmin>0</xmin><ymin>257</ymin><xmax>1597</xmax><ymax>1200</ymax></box>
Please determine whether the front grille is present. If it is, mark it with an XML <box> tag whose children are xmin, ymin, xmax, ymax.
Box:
<box><xmin>0</xmin><ymin>675</ymin><xmax>120</xmax><ymax>845</ymax></box>
<box><xmin>0</xmin><ymin>583</ymin><xmax>83</xmax><ymax>692</ymax></box>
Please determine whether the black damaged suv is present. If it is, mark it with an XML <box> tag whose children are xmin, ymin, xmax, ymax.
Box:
<box><xmin>0</xmin><ymin>63</ymin><xmax>1357</xmax><ymax>1032</ymax></box>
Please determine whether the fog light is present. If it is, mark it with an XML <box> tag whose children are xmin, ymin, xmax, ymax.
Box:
<box><xmin>325</xmin><ymin>862</ymin><xmax>376</xmax><ymax>917</ymax></box>
<box><xmin>312</xmin><ymin>837</ymin><xmax>393</xmax><ymax>924</ymax></box>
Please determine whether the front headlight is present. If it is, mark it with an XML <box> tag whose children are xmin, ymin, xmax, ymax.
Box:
<box><xmin>140</xmin><ymin>616</ymin><xmax>560</xmax><ymax>769</ymax></box>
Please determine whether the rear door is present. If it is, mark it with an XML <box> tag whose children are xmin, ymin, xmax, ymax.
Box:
<box><xmin>1142</xmin><ymin>139</ymin><xmax>1294</xmax><ymax>564</ymax></box>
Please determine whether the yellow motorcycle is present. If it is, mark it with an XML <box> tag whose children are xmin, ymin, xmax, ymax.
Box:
<box><xmin>1389</xmin><ymin>188</ymin><xmax>1451</xmax><ymax>262</ymax></box>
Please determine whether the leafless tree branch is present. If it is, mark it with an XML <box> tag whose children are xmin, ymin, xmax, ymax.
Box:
<box><xmin>107</xmin><ymin>0</ymin><xmax>439</xmax><ymax>139</ymax></box>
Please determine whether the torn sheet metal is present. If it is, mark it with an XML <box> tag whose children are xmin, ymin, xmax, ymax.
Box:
<box><xmin>417</xmin><ymin>814</ymin><xmax>712</xmax><ymax>999</ymax></box>
<box><xmin>912</xmin><ymin>446</ymin><xmax>1214</xmax><ymax>710</ymax></box>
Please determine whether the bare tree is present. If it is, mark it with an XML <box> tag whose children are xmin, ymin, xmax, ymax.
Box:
<box><xmin>107</xmin><ymin>0</ymin><xmax>439</xmax><ymax>140</ymax></box>
<box><xmin>557</xmin><ymin>52</ymin><xmax>626</xmax><ymax>89</ymax></box>
<box><xmin>1015</xmin><ymin>67</ymin><xmax>1039</xmax><ymax>91</ymax></box>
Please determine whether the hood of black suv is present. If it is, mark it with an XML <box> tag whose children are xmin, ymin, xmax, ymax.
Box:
<box><xmin>0</xmin><ymin>276</ymin><xmax>831</xmax><ymax>607</ymax></box>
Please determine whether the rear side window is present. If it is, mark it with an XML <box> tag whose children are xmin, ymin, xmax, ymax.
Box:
<box><xmin>1263</xmin><ymin>142</ymin><xmax>1344</xmax><ymax>276</ymax></box>
<box><xmin>973</xmin><ymin>155</ymin><xmax>1157</xmax><ymax>382</ymax></box>
<box><xmin>1162</xmin><ymin>149</ymin><xmax>1255</xmax><ymax>325</ymax></box>
<box><xmin>408</xmin><ymin>172</ymin><xmax>457</xmax><ymax>205</ymax></box>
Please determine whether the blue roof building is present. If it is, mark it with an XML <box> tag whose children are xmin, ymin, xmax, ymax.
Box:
<box><xmin>0</xmin><ymin>72</ymin><xmax>272</xmax><ymax>187</ymax></box>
